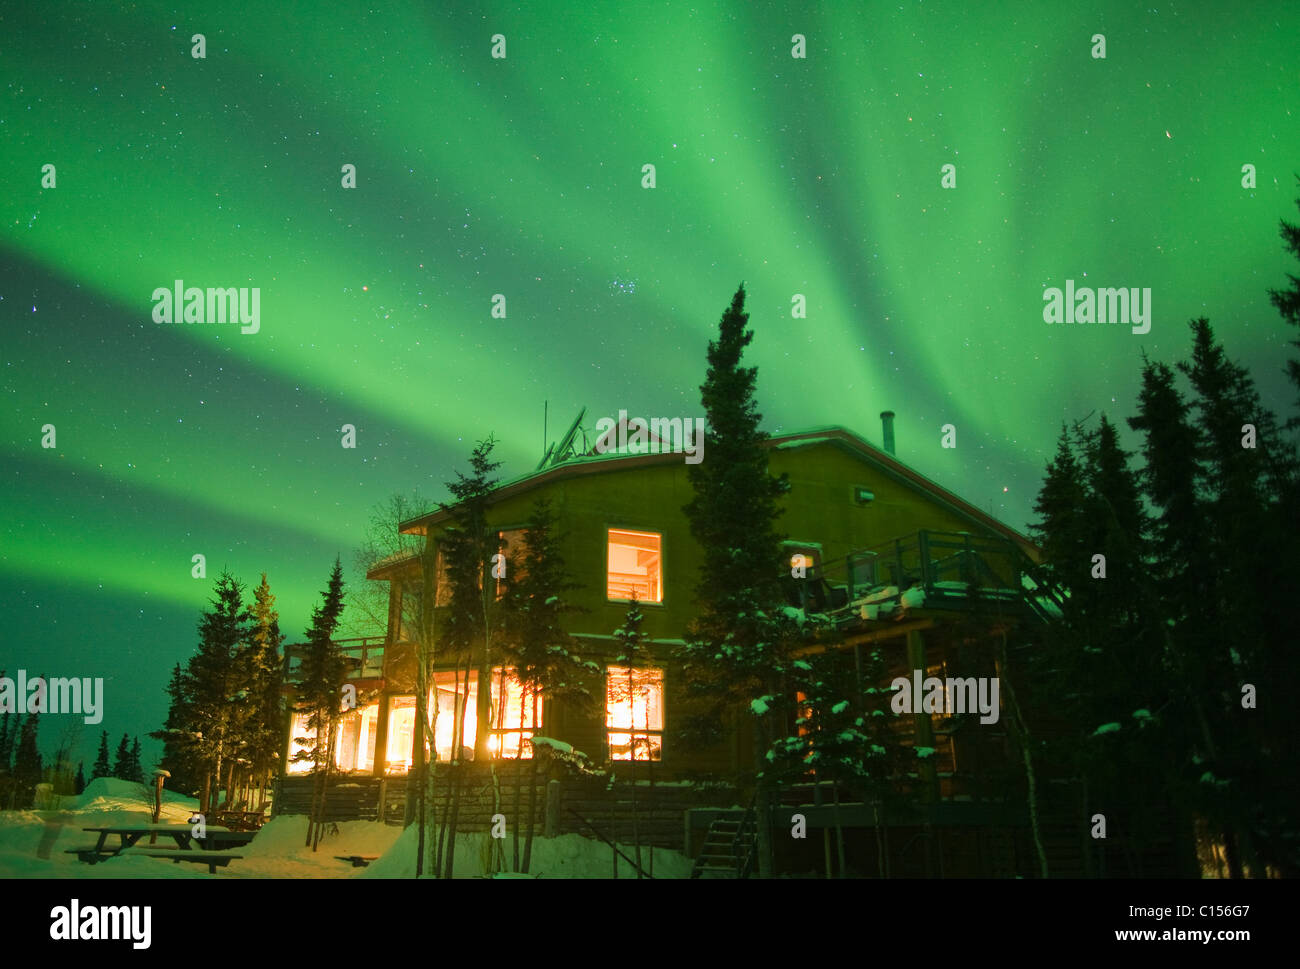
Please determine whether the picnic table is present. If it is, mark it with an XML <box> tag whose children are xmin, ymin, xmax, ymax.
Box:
<box><xmin>69</xmin><ymin>825</ymin><xmax>251</xmax><ymax>874</ymax></box>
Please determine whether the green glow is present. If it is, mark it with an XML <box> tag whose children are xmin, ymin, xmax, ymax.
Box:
<box><xmin>2</xmin><ymin>0</ymin><xmax>1297</xmax><ymax>754</ymax></box>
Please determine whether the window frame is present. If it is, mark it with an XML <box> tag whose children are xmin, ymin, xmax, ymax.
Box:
<box><xmin>605</xmin><ymin>664</ymin><xmax>666</xmax><ymax>763</ymax></box>
<box><xmin>605</xmin><ymin>526</ymin><xmax>666</xmax><ymax>605</ymax></box>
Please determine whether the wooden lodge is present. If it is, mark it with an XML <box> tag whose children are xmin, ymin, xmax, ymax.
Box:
<box><xmin>273</xmin><ymin>413</ymin><xmax>1177</xmax><ymax>876</ymax></box>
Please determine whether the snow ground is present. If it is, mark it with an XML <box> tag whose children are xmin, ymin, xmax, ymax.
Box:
<box><xmin>0</xmin><ymin>778</ymin><xmax>692</xmax><ymax>879</ymax></box>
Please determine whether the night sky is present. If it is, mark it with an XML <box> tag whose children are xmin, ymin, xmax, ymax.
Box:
<box><xmin>2</xmin><ymin>2</ymin><xmax>1298</xmax><ymax>765</ymax></box>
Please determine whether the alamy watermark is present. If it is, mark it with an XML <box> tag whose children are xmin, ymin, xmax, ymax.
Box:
<box><xmin>1043</xmin><ymin>279</ymin><xmax>1150</xmax><ymax>335</ymax></box>
<box><xmin>151</xmin><ymin>279</ymin><xmax>260</xmax><ymax>334</ymax></box>
<box><xmin>890</xmin><ymin>669</ymin><xmax>1000</xmax><ymax>724</ymax></box>
<box><xmin>50</xmin><ymin>899</ymin><xmax>151</xmax><ymax>949</ymax></box>
<box><xmin>592</xmin><ymin>410</ymin><xmax>705</xmax><ymax>464</ymax></box>
<box><xmin>0</xmin><ymin>671</ymin><xmax>103</xmax><ymax>725</ymax></box>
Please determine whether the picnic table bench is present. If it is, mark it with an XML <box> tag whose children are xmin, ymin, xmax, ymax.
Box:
<box><xmin>68</xmin><ymin>825</ymin><xmax>253</xmax><ymax>872</ymax></box>
<box><xmin>126</xmin><ymin>848</ymin><xmax>244</xmax><ymax>874</ymax></box>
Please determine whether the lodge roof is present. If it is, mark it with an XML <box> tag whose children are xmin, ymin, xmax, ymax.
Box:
<box><xmin>389</xmin><ymin>425</ymin><xmax>1037</xmax><ymax>559</ymax></box>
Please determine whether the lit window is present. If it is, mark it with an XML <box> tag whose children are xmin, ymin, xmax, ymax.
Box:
<box><xmin>607</xmin><ymin>529</ymin><xmax>662</xmax><ymax>602</ymax></box>
<box><xmin>606</xmin><ymin>666</ymin><xmax>664</xmax><ymax>761</ymax></box>
<box><xmin>784</xmin><ymin>543</ymin><xmax>820</xmax><ymax>577</ymax></box>
<box><xmin>386</xmin><ymin>696</ymin><xmax>416</xmax><ymax>773</ymax></box>
<box><xmin>335</xmin><ymin>703</ymin><xmax>379</xmax><ymax>773</ymax></box>
<box><xmin>422</xmin><ymin>668</ymin><xmax>541</xmax><ymax>760</ymax></box>
<box><xmin>490</xmin><ymin>668</ymin><xmax>541</xmax><ymax>759</ymax></box>
<box><xmin>288</xmin><ymin>704</ymin><xmax>379</xmax><ymax>774</ymax></box>
<box><xmin>287</xmin><ymin>712</ymin><xmax>315</xmax><ymax>775</ymax></box>
<box><xmin>431</xmin><ymin>672</ymin><xmax>475</xmax><ymax>762</ymax></box>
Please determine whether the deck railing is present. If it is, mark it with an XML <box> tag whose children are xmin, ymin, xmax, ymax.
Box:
<box><xmin>282</xmin><ymin>636</ymin><xmax>387</xmax><ymax>683</ymax></box>
<box><xmin>790</xmin><ymin>529</ymin><xmax>1065</xmax><ymax>622</ymax></box>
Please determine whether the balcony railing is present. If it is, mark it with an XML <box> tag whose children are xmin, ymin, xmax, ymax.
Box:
<box><xmin>785</xmin><ymin>530</ymin><xmax>1065</xmax><ymax>623</ymax></box>
<box><xmin>282</xmin><ymin>636</ymin><xmax>386</xmax><ymax>684</ymax></box>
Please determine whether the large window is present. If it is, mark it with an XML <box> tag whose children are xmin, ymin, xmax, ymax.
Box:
<box><xmin>286</xmin><ymin>703</ymin><xmax>379</xmax><ymax>775</ymax></box>
<box><xmin>386</xmin><ymin>696</ymin><xmax>416</xmax><ymax>773</ymax></box>
<box><xmin>607</xmin><ymin>666</ymin><xmax>664</xmax><ymax>761</ymax></box>
<box><xmin>489</xmin><ymin>668</ymin><xmax>540</xmax><ymax>759</ymax></box>
<box><xmin>366</xmin><ymin>669</ymin><xmax>543</xmax><ymax>772</ymax></box>
<box><xmin>607</xmin><ymin>529</ymin><xmax>662</xmax><ymax>602</ymax></box>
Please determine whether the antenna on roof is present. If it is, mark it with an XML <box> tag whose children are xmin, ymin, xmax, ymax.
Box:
<box><xmin>536</xmin><ymin>406</ymin><xmax>586</xmax><ymax>470</ymax></box>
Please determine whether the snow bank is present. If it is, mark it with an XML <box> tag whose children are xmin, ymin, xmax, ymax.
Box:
<box><xmin>231</xmin><ymin>815</ymin><xmax>402</xmax><ymax>878</ymax></box>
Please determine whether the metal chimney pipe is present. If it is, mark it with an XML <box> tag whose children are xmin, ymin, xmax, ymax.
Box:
<box><xmin>880</xmin><ymin>410</ymin><xmax>896</xmax><ymax>455</ymax></box>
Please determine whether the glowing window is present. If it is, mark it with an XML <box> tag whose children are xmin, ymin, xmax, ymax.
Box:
<box><xmin>287</xmin><ymin>705</ymin><xmax>379</xmax><ymax>774</ymax></box>
<box><xmin>287</xmin><ymin>712</ymin><xmax>315</xmax><ymax>775</ymax></box>
<box><xmin>489</xmin><ymin>668</ymin><xmax>541</xmax><ymax>759</ymax></box>
<box><xmin>335</xmin><ymin>703</ymin><xmax>379</xmax><ymax>773</ymax></box>
<box><xmin>421</xmin><ymin>668</ymin><xmax>541</xmax><ymax>761</ymax></box>
<box><xmin>785</xmin><ymin>543</ymin><xmax>820</xmax><ymax>577</ymax></box>
<box><xmin>607</xmin><ymin>529</ymin><xmax>662</xmax><ymax>602</ymax></box>
<box><xmin>385</xmin><ymin>696</ymin><xmax>416</xmax><ymax>773</ymax></box>
<box><xmin>606</xmin><ymin>666</ymin><xmax>664</xmax><ymax>761</ymax></box>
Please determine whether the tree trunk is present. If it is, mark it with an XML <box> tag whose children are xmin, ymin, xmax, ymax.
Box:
<box><xmin>628</xmin><ymin>668</ymin><xmax>642</xmax><ymax>877</ymax></box>
<box><xmin>443</xmin><ymin>662</ymin><xmax>467</xmax><ymax>879</ymax></box>
<box><xmin>523</xmin><ymin>708</ymin><xmax>539</xmax><ymax>874</ymax></box>
<box><xmin>513</xmin><ymin>682</ymin><xmax>524</xmax><ymax>872</ymax></box>
<box><xmin>753</xmin><ymin>713</ymin><xmax>774</xmax><ymax>878</ymax></box>
<box><xmin>996</xmin><ymin>637</ymin><xmax>1049</xmax><ymax>878</ymax></box>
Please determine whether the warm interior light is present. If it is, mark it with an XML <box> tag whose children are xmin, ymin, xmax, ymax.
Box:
<box><xmin>607</xmin><ymin>529</ymin><xmax>662</xmax><ymax>602</ymax></box>
<box><xmin>606</xmin><ymin>666</ymin><xmax>664</xmax><ymax>761</ymax></box>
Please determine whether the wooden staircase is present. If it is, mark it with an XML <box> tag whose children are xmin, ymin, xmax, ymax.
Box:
<box><xmin>690</xmin><ymin>807</ymin><xmax>758</xmax><ymax>879</ymax></box>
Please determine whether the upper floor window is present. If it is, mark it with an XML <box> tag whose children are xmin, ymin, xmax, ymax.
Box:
<box><xmin>607</xmin><ymin>529</ymin><xmax>662</xmax><ymax>602</ymax></box>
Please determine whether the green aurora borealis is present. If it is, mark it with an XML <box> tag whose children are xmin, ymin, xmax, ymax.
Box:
<box><xmin>2</xmin><ymin>1</ymin><xmax>1299</xmax><ymax>757</ymax></box>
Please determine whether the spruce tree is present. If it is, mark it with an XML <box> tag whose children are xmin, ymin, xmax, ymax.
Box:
<box><xmin>1266</xmin><ymin>183</ymin><xmax>1300</xmax><ymax>426</ymax></box>
<box><xmin>243</xmin><ymin>574</ymin><xmax>286</xmax><ymax>810</ymax></box>
<box><xmin>152</xmin><ymin>664</ymin><xmax>200</xmax><ymax>796</ymax></box>
<box><xmin>91</xmin><ymin>730</ymin><xmax>112</xmax><ymax>780</ymax></box>
<box><xmin>679</xmin><ymin>284</ymin><xmax>794</xmax><ymax>877</ymax></box>
<box><xmin>296</xmin><ymin>559</ymin><xmax>346</xmax><ymax>850</ymax></box>
<box><xmin>112</xmin><ymin>733</ymin><xmax>131</xmax><ymax>780</ymax></box>
<box><xmin>0</xmin><ymin>689</ymin><xmax>11</xmax><ymax>773</ymax></box>
<box><xmin>612</xmin><ymin>597</ymin><xmax>650</xmax><ymax>876</ymax></box>
<box><xmin>439</xmin><ymin>438</ymin><xmax>504</xmax><ymax>761</ymax></box>
<box><xmin>501</xmin><ymin>496</ymin><xmax>588</xmax><ymax>872</ymax></box>
<box><xmin>188</xmin><ymin>572</ymin><xmax>248</xmax><ymax>813</ymax></box>
<box><xmin>13</xmin><ymin>713</ymin><xmax>42</xmax><ymax>808</ymax></box>
<box><xmin>1177</xmin><ymin>318</ymin><xmax>1298</xmax><ymax>875</ymax></box>
<box><xmin>435</xmin><ymin>437</ymin><xmax>504</xmax><ymax>877</ymax></box>
<box><xmin>0</xmin><ymin>710</ymin><xmax>17</xmax><ymax>808</ymax></box>
<box><xmin>74</xmin><ymin>761</ymin><xmax>85</xmax><ymax>795</ymax></box>
<box><xmin>127</xmin><ymin>737</ymin><xmax>145</xmax><ymax>784</ymax></box>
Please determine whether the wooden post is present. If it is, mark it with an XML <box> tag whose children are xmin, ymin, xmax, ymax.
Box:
<box><xmin>544</xmin><ymin>779</ymin><xmax>561</xmax><ymax>838</ymax></box>
<box><xmin>372</xmin><ymin>693</ymin><xmax>391</xmax><ymax>778</ymax></box>
<box><xmin>150</xmin><ymin>770</ymin><xmax>169</xmax><ymax>845</ymax></box>
<box><xmin>906</xmin><ymin>629</ymin><xmax>940</xmax><ymax>803</ymax></box>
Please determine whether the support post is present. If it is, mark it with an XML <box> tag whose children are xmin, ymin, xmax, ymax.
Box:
<box><xmin>544</xmin><ymin>779</ymin><xmax>562</xmax><ymax>838</ymax></box>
